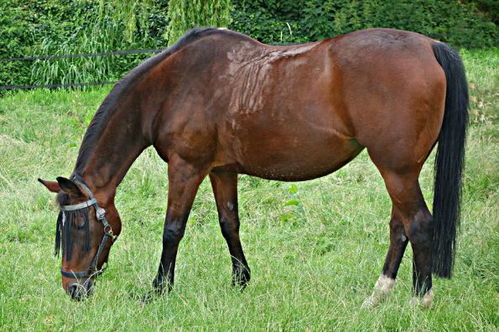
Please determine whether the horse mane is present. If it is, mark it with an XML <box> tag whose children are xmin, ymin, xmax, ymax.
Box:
<box><xmin>73</xmin><ymin>27</ymin><xmax>228</xmax><ymax>175</ymax></box>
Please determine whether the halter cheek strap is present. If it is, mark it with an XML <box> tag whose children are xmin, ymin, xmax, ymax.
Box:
<box><xmin>59</xmin><ymin>180</ymin><xmax>116</xmax><ymax>280</ymax></box>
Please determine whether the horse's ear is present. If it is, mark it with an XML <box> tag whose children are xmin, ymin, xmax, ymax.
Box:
<box><xmin>38</xmin><ymin>178</ymin><xmax>60</xmax><ymax>193</ymax></box>
<box><xmin>56</xmin><ymin>177</ymin><xmax>84</xmax><ymax>197</ymax></box>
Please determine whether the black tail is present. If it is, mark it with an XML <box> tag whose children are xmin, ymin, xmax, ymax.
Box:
<box><xmin>431</xmin><ymin>42</ymin><xmax>469</xmax><ymax>278</ymax></box>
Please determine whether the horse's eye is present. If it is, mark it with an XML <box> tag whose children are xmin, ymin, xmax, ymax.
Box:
<box><xmin>75</xmin><ymin>219</ymin><xmax>87</xmax><ymax>230</ymax></box>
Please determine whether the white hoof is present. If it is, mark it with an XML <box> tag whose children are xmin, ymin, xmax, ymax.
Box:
<box><xmin>362</xmin><ymin>294</ymin><xmax>382</xmax><ymax>308</ymax></box>
<box><xmin>409</xmin><ymin>289</ymin><xmax>434</xmax><ymax>308</ymax></box>
<box><xmin>362</xmin><ymin>275</ymin><xmax>396</xmax><ymax>308</ymax></box>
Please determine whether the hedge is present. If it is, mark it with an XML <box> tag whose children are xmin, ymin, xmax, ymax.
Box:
<box><xmin>0</xmin><ymin>0</ymin><xmax>496</xmax><ymax>89</ymax></box>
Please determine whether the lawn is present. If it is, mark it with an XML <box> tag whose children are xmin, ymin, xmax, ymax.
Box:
<box><xmin>0</xmin><ymin>49</ymin><xmax>497</xmax><ymax>331</ymax></box>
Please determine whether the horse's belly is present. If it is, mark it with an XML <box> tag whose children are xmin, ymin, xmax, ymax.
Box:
<box><xmin>232</xmin><ymin>129</ymin><xmax>363</xmax><ymax>181</ymax></box>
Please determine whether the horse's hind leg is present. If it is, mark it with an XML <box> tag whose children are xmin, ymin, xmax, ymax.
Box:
<box><xmin>363</xmin><ymin>209</ymin><xmax>408</xmax><ymax>307</ymax></box>
<box><xmin>363</xmin><ymin>169</ymin><xmax>434</xmax><ymax>307</ymax></box>
<box><xmin>209</xmin><ymin>170</ymin><xmax>250</xmax><ymax>287</ymax></box>
<box><xmin>152</xmin><ymin>156</ymin><xmax>207</xmax><ymax>294</ymax></box>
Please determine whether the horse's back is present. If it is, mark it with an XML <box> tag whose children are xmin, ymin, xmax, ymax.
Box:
<box><xmin>152</xmin><ymin>28</ymin><xmax>446</xmax><ymax>179</ymax></box>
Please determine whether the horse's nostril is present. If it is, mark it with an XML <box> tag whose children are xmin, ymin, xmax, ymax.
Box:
<box><xmin>68</xmin><ymin>283</ymin><xmax>81</xmax><ymax>300</ymax></box>
<box><xmin>67</xmin><ymin>282</ymin><xmax>92</xmax><ymax>301</ymax></box>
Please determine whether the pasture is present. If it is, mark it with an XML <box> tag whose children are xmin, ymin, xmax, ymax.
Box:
<box><xmin>0</xmin><ymin>48</ymin><xmax>497</xmax><ymax>330</ymax></box>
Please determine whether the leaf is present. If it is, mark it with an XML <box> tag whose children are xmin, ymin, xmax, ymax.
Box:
<box><xmin>284</xmin><ymin>199</ymin><xmax>300</xmax><ymax>206</ymax></box>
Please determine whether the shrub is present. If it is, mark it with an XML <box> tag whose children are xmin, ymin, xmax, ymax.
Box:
<box><xmin>0</xmin><ymin>0</ymin><xmax>169</xmax><ymax>88</ymax></box>
<box><xmin>165</xmin><ymin>0</ymin><xmax>232</xmax><ymax>46</ymax></box>
<box><xmin>0</xmin><ymin>1</ymin><xmax>496</xmax><ymax>90</ymax></box>
<box><xmin>230</xmin><ymin>0</ymin><xmax>498</xmax><ymax>48</ymax></box>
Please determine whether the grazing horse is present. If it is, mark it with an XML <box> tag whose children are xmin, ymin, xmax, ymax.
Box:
<box><xmin>39</xmin><ymin>28</ymin><xmax>468</xmax><ymax>304</ymax></box>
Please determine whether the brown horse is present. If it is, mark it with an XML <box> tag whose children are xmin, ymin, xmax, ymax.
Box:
<box><xmin>39</xmin><ymin>28</ymin><xmax>468</xmax><ymax>305</ymax></box>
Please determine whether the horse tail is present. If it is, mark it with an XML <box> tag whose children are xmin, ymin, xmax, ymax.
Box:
<box><xmin>431</xmin><ymin>42</ymin><xmax>469</xmax><ymax>278</ymax></box>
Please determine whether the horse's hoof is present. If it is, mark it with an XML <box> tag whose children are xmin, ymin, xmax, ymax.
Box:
<box><xmin>140</xmin><ymin>284</ymin><xmax>169</xmax><ymax>304</ymax></box>
<box><xmin>232</xmin><ymin>266</ymin><xmax>250</xmax><ymax>290</ymax></box>
<box><xmin>361</xmin><ymin>275</ymin><xmax>395</xmax><ymax>308</ymax></box>
<box><xmin>152</xmin><ymin>278</ymin><xmax>170</xmax><ymax>295</ymax></box>
<box><xmin>140</xmin><ymin>291</ymin><xmax>156</xmax><ymax>304</ymax></box>
<box><xmin>361</xmin><ymin>295</ymin><xmax>380</xmax><ymax>308</ymax></box>
<box><xmin>361</xmin><ymin>292</ymin><xmax>389</xmax><ymax>308</ymax></box>
<box><xmin>232</xmin><ymin>281</ymin><xmax>249</xmax><ymax>292</ymax></box>
<box><xmin>409</xmin><ymin>289</ymin><xmax>434</xmax><ymax>309</ymax></box>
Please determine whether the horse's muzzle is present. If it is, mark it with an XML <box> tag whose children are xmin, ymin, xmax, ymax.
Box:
<box><xmin>67</xmin><ymin>280</ymin><xmax>94</xmax><ymax>301</ymax></box>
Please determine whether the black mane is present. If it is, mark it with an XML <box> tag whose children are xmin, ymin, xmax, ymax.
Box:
<box><xmin>73</xmin><ymin>27</ymin><xmax>226</xmax><ymax>175</ymax></box>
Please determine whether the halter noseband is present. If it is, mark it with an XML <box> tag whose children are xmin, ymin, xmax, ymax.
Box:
<box><xmin>59</xmin><ymin>179</ymin><xmax>116</xmax><ymax>279</ymax></box>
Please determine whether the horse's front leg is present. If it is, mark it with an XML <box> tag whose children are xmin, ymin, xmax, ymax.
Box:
<box><xmin>152</xmin><ymin>156</ymin><xmax>207</xmax><ymax>294</ymax></box>
<box><xmin>209</xmin><ymin>170</ymin><xmax>250</xmax><ymax>287</ymax></box>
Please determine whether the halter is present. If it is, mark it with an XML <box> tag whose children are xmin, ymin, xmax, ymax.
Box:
<box><xmin>59</xmin><ymin>179</ymin><xmax>116</xmax><ymax>279</ymax></box>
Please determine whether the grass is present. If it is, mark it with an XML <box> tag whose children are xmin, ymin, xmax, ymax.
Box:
<box><xmin>0</xmin><ymin>49</ymin><xmax>497</xmax><ymax>331</ymax></box>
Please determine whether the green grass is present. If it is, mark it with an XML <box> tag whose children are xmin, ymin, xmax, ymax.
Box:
<box><xmin>0</xmin><ymin>49</ymin><xmax>497</xmax><ymax>331</ymax></box>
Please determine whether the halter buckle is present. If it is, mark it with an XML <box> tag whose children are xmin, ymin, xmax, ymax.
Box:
<box><xmin>103</xmin><ymin>224</ymin><xmax>115</xmax><ymax>237</ymax></box>
<box><xmin>96</xmin><ymin>207</ymin><xmax>106</xmax><ymax>220</ymax></box>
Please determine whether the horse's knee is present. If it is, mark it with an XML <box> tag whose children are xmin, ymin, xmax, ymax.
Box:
<box><xmin>163</xmin><ymin>221</ymin><xmax>185</xmax><ymax>245</ymax></box>
<box><xmin>219</xmin><ymin>216</ymin><xmax>238</xmax><ymax>238</ymax></box>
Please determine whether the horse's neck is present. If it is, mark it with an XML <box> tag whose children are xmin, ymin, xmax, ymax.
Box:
<box><xmin>74</xmin><ymin>45</ymin><xmax>178</xmax><ymax>201</ymax></box>
<box><xmin>74</xmin><ymin>100</ymin><xmax>151</xmax><ymax>203</ymax></box>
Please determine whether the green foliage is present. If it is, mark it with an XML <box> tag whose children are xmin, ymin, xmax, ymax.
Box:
<box><xmin>32</xmin><ymin>0</ymin><xmax>170</xmax><ymax>86</ymax></box>
<box><xmin>0</xmin><ymin>1</ymin><xmax>497</xmax><ymax>90</ymax></box>
<box><xmin>231</xmin><ymin>0</ymin><xmax>498</xmax><ymax>47</ymax></box>
<box><xmin>0</xmin><ymin>0</ymin><xmax>169</xmax><ymax>87</ymax></box>
<box><xmin>165</xmin><ymin>0</ymin><xmax>232</xmax><ymax>46</ymax></box>
<box><xmin>0</xmin><ymin>1</ymin><xmax>40</xmax><ymax>87</ymax></box>
<box><xmin>230</xmin><ymin>1</ymin><xmax>309</xmax><ymax>43</ymax></box>
<box><xmin>463</xmin><ymin>0</ymin><xmax>499</xmax><ymax>24</ymax></box>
